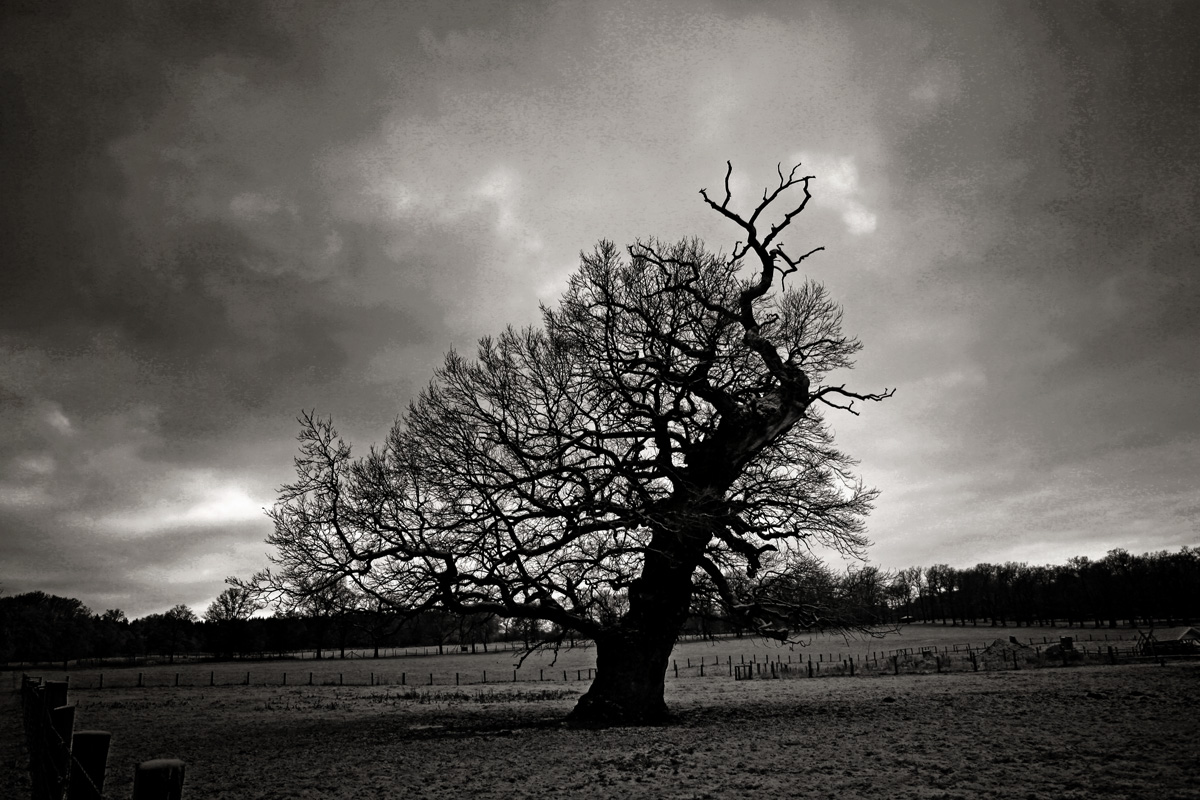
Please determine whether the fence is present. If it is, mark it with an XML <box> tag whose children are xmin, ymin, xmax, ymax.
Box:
<box><xmin>720</xmin><ymin>641</ymin><xmax>1199</xmax><ymax>681</ymax></box>
<box><xmin>5</xmin><ymin>630</ymin><xmax>1143</xmax><ymax>673</ymax></box>
<box><xmin>20</xmin><ymin>674</ymin><xmax>186</xmax><ymax>799</ymax></box>
<box><xmin>19</xmin><ymin>638</ymin><xmax>1196</xmax><ymax>693</ymax></box>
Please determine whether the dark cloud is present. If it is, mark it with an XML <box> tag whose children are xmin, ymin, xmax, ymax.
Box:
<box><xmin>1</xmin><ymin>1</ymin><xmax>1196</xmax><ymax>616</ymax></box>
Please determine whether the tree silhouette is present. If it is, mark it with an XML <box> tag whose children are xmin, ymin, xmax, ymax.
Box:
<box><xmin>243</xmin><ymin>162</ymin><xmax>892</xmax><ymax>722</ymax></box>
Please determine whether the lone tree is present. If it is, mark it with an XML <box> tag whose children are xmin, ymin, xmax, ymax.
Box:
<box><xmin>241</xmin><ymin>162</ymin><xmax>892</xmax><ymax>723</ymax></box>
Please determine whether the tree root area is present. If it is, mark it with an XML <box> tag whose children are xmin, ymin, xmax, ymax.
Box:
<box><xmin>66</xmin><ymin>663</ymin><xmax>1199</xmax><ymax>799</ymax></box>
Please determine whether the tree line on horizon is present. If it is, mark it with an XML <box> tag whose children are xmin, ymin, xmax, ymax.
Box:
<box><xmin>886</xmin><ymin>546</ymin><xmax>1199</xmax><ymax>629</ymax></box>
<box><xmin>2</xmin><ymin>546</ymin><xmax>1195</xmax><ymax>667</ymax></box>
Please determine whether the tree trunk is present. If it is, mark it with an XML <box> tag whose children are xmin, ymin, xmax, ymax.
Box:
<box><xmin>568</xmin><ymin>531</ymin><xmax>698</xmax><ymax>725</ymax></box>
<box><xmin>569</xmin><ymin>626</ymin><xmax>677</xmax><ymax>723</ymax></box>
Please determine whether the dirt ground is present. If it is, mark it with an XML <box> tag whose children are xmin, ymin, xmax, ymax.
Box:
<box><xmin>50</xmin><ymin>661</ymin><xmax>1199</xmax><ymax>799</ymax></box>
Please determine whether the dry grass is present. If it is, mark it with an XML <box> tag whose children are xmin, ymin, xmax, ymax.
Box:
<box><xmin>16</xmin><ymin>624</ymin><xmax>1140</xmax><ymax>690</ymax></box>
<box><xmin>62</xmin><ymin>661</ymin><xmax>1199</xmax><ymax>799</ymax></box>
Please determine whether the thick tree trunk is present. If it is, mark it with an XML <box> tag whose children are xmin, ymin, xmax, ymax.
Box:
<box><xmin>568</xmin><ymin>626</ymin><xmax>677</xmax><ymax>723</ymax></box>
<box><xmin>568</xmin><ymin>530</ymin><xmax>700</xmax><ymax>725</ymax></box>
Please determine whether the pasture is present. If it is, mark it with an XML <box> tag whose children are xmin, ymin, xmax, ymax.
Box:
<box><xmin>11</xmin><ymin>623</ymin><xmax>1141</xmax><ymax>690</ymax></box>
<box><xmin>48</xmin><ymin>662</ymin><xmax>1200</xmax><ymax>799</ymax></box>
<box><xmin>11</xmin><ymin>625</ymin><xmax>1194</xmax><ymax>799</ymax></box>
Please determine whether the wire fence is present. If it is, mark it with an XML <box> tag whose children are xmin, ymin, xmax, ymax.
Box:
<box><xmin>17</xmin><ymin>635</ymin><xmax>1197</xmax><ymax>692</ymax></box>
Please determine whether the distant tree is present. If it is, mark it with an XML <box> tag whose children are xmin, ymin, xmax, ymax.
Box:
<box><xmin>243</xmin><ymin>162</ymin><xmax>892</xmax><ymax>723</ymax></box>
<box><xmin>92</xmin><ymin>608</ymin><xmax>130</xmax><ymax>660</ymax></box>
<box><xmin>205</xmin><ymin>587</ymin><xmax>260</xmax><ymax>624</ymax></box>
<box><xmin>0</xmin><ymin>592</ymin><xmax>93</xmax><ymax>664</ymax></box>
<box><xmin>204</xmin><ymin>587</ymin><xmax>261</xmax><ymax>658</ymax></box>
<box><xmin>139</xmin><ymin>604</ymin><xmax>198</xmax><ymax>664</ymax></box>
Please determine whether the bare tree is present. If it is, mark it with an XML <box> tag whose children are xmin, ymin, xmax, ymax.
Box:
<box><xmin>242</xmin><ymin>162</ymin><xmax>892</xmax><ymax>723</ymax></box>
<box><xmin>205</xmin><ymin>586</ymin><xmax>262</xmax><ymax>659</ymax></box>
<box><xmin>204</xmin><ymin>586</ymin><xmax>260</xmax><ymax>624</ymax></box>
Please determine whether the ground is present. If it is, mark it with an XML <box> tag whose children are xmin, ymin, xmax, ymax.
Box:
<box><xmin>37</xmin><ymin>661</ymin><xmax>1200</xmax><ymax>799</ymax></box>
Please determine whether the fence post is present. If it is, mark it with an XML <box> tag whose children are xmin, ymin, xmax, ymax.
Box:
<box><xmin>892</xmin><ymin>655</ymin><xmax>899</xmax><ymax>675</ymax></box>
<box><xmin>67</xmin><ymin>730</ymin><xmax>111</xmax><ymax>800</ymax></box>
<box><xmin>132</xmin><ymin>758</ymin><xmax>185</xmax><ymax>800</ymax></box>
<box><xmin>45</xmin><ymin>680</ymin><xmax>69</xmax><ymax>711</ymax></box>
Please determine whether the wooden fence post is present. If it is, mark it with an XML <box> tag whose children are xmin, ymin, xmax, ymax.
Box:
<box><xmin>67</xmin><ymin>730</ymin><xmax>111</xmax><ymax>800</ymax></box>
<box><xmin>46</xmin><ymin>680</ymin><xmax>69</xmax><ymax>710</ymax></box>
<box><xmin>132</xmin><ymin>758</ymin><xmax>185</xmax><ymax>800</ymax></box>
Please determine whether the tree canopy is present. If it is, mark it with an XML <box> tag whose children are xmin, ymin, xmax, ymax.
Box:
<box><xmin>242</xmin><ymin>162</ymin><xmax>892</xmax><ymax>722</ymax></box>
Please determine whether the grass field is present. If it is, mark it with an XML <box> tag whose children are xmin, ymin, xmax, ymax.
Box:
<box><xmin>11</xmin><ymin>624</ymin><xmax>1189</xmax><ymax>798</ymax></box>
<box><xmin>10</xmin><ymin>623</ymin><xmax>1141</xmax><ymax>691</ymax></box>
<box><xmin>34</xmin><ymin>660</ymin><xmax>1198</xmax><ymax>799</ymax></box>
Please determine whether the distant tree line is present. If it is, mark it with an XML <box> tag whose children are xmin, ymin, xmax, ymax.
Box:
<box><xmin>0</xmin><ymin>588</ymin><xmax>513</xmax><ymax>666</ymax></box>
<box><xmin>2</xmin><ymin>547</ymin><xmax>1195</xmax><ymax>666</ymax></box>
<box><xmin>885</xmin><ymin>547</ymin><xmax>1200</xmax><ymax>628</ymax></box>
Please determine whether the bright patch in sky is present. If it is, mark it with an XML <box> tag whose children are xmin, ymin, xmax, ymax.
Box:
<box><xmin>796</xmin><ymin>153</ymin><xmax>879</xmax><ymax>235</ymax></box>
<box><xmin>77</xmin><ymin>480</ymin><xmax>267</xmax><ymax>536</ymax></box>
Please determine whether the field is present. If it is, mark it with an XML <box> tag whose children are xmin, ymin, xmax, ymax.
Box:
<box><xmin>10</xmin><ymin>626</ymin><xmax>1197</xmax><ymax>799</ymax></box>
<box><xmin>9</xmin><ymin>623</ymin><xmax>1143</xmax><ymax>690</ymax></box>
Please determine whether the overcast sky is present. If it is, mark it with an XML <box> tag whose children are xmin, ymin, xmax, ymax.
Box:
<box><xmin>2</xmin><ymin>1</ymin><xmax>1197</xmax><ymax>618</ymax></box>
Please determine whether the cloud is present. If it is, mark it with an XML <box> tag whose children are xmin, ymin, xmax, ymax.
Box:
<box><xmin>1</xmin><ymin>0</ymin><xmax>1196</xmax><ymax>619</ymax></box>
<box><xmin>794</xmin><ymin>153</ymin><xmax>879</xmax><ymax>235</ymax></box>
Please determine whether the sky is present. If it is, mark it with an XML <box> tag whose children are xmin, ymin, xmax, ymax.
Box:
<box><xmin>2</xmin><ymin>1</ymin><xmax>1197</xmax><ymax>619</ymax></box>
